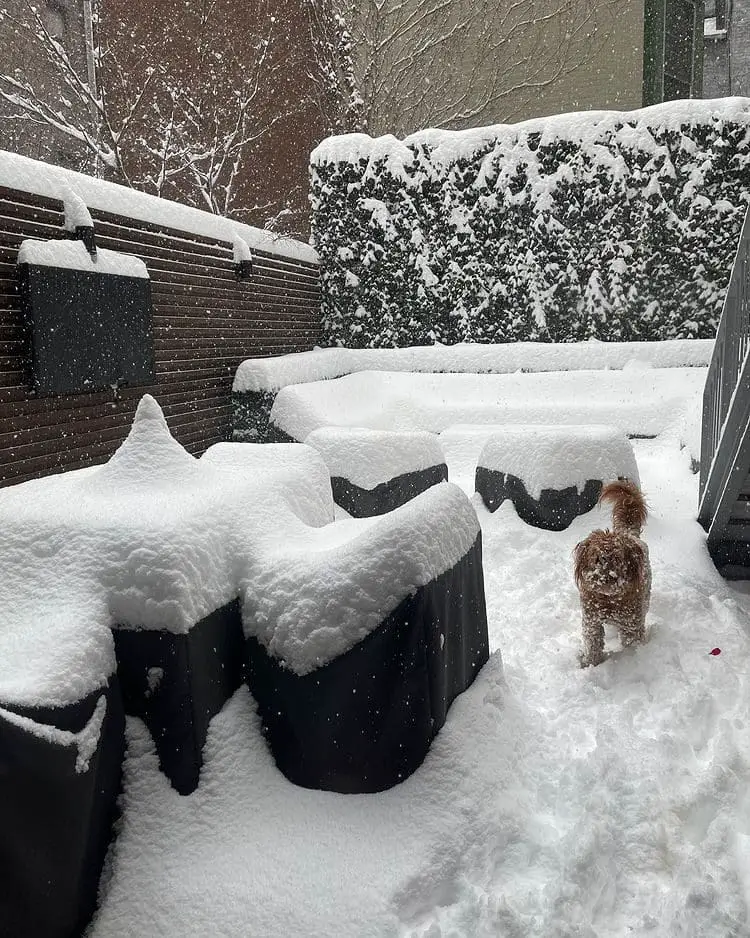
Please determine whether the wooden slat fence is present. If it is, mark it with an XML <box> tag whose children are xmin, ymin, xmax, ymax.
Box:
<box><xmin>0</xmin><ymin>184</ymin><xmax>321</xmax><ymax>487</ymax></box>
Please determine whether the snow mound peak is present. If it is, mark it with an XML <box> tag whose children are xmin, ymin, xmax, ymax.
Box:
<box><xmin>92</xmin><ymin>395</ymin><xmax>200</xmax><ymax>488</ymax></box>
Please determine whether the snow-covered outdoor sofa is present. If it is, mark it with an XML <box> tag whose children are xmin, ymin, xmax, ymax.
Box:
<box><xmin>0</xmin><ymin>396</ymin><xmax>488</xmax><ymax>938</ymax></box>
<box><xmin>231</xmin><ymin>342</ymin><xmax>707</xmax><ymax>529</ymax></box>
<box><xmin>231</xmin><ymin>339</ymin><xmax>713</xmax><ymax>443</ymax></box>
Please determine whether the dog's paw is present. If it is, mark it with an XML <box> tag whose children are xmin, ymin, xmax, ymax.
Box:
<box><xmin>579</xmin><ymin>651</ymin><xmax>606</xmax><ymax>668</ymax></box>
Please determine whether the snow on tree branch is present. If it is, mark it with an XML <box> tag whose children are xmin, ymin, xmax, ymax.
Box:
<box><xmin>0</xmin><ymin>0</ymin><xmax>352</xmax><ymax>232</ymax></box>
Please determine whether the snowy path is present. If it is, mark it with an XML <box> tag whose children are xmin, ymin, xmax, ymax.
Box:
<box><xmin>91</xmin><ymin>437</ymin><xmax>750</xmax><ymax>938</ymax></box>
<box><xmin>415</xmin><ymin>437</ymin><xmax>750</xmax><ymax>937</ymax></box>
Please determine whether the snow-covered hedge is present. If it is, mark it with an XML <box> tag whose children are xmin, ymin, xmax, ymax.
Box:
<box><xmin>311</xmin><ymin>99</ymin><xmax>750</xmax><ymax>347</ymax></box>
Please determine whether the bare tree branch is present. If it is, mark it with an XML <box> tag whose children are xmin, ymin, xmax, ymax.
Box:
<box><xmin>334</xmin><ymin>0</ymin><xmax>624</xmax><ymax>135</ymax></box>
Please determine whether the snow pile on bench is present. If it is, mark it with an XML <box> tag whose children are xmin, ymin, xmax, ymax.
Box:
<box><xmin>269</xmin><ymin>367</ymin><xmax>707</xmax><ymax>442</ymax></box>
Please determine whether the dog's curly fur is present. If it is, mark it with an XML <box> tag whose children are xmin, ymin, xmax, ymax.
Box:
<box><xmin>573</xmin><ymin>480</ymin><xmax>651</xmax><ymax>667</ymax></box>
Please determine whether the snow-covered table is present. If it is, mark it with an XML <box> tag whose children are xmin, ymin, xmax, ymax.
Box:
<box><xmin>474</xmin><ymin>425</ymin><xmax>638</xmax><ymax>529</ymax></box>
<box><xmin>305</xmin><ymin>426</ymin><xmax>447</xmax><ymax>516</ymax></box>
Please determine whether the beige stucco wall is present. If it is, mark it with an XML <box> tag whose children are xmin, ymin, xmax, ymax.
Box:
<box><xmin>527</xmin><ymin>1</ymin><xmax>644</xmax><ymax>121</ymax></box>
<box><xmin>344</xmin><ymin>0</ymin><xmax>645</xmax><ymax>137</ymax></box>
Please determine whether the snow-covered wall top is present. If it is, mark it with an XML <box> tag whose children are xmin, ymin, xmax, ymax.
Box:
<box><xmin>310</xmin><ymin>98</ymin><xmax>750</xmax><ymax>347</ymax></box>
<box><xmin>0</xmin><ymin>149</ymin><xmax>317</xmax><ymax>264</ymax></box>
<box><xmin>234</xmin><ymin>338</ymin><xmax>713</xmax><ymax>393</ymax></box>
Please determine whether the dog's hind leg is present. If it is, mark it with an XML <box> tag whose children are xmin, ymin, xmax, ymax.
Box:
<box><xmin>619</xmin><ymin>607</ymin><xmax>646</xmax><ymax>648</ymax></box>
<box><xmin>580</xmin><ymin>606</ymin><xmax>605</xmax><ymax>668</ymax></box>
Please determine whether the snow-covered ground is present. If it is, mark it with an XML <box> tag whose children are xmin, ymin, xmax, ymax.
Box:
<box><xmin>88</xmin><ymin>362</ymin><xmax>750</xmax><ymax>938</ymax></box>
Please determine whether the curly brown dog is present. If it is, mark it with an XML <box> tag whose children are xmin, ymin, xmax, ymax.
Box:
<box><xmin>573</xmin><ymin>480</ymin><xmax>651</xmax><ymax>668</ymax></box>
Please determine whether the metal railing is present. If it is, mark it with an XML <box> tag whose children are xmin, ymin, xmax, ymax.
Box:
<box><xmin>698</xmin><ymin>205</ymin><xmax>750</xmax><ymax>530</ymax></box>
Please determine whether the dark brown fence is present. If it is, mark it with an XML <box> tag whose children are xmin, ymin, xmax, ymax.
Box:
<box><xmin>0</xmin><ymin>183</ymin><xmax>321</xmax><ymax>487</ymax></box>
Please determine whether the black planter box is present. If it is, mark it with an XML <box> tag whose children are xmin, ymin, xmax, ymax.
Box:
<box><xmin>331</xmin><ymin>463</ymin><xmax>449</xmax><ymax>516</ymax></box>
<box><xmin>18</xmin><ymin>253</ymin><xmax>154</xmax><ymax>395</ymax></box>
<box><xmin>0</xmin><ymin>678</ymin><xmax>125</xmax><ymax>938</ymax></box>
<box><xmin>475</xmin><ymin>468</ymin><xmax>602</xmax><ymax>530</ymax></box>
<box><xmin>246</xmin><ymin>532</ymin><xmax>489</xmax><ymax>793</ymax></box>
<box><xmin>113</xmin><ymin>599</ymin><xmax>246</xmax><ymax>795</ymax></box>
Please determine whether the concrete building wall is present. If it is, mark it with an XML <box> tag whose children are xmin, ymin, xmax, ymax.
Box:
<box><xmin>730</xmin><ymin>0</ymin><xmax>750</xmax><ymax>94</ymax></box>
<box><xmin>344</xmin><ymin>0</ymin><xmax>644</xmax><ymax>138</ymax></box>
<box><xmin>517</xmin><ymin>1</ymin><xmax>645</xmax><ymax>121</ymax></box>
<box><xmin>702</xmin><ymin>0</ymin><xmax>750</xmax><ymax>100</ymax></box>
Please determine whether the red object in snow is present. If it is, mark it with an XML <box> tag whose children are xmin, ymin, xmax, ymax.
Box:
<box><xmin>709</xmin><ymin>647</ymin><xmax>722</xmax><ymax>656</ymax></box>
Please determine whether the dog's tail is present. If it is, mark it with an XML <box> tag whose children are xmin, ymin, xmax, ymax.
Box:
<box><xmin>599</xmin><ymin>479</ymin><xmax>647</xmax><ymax>534</ymax></box>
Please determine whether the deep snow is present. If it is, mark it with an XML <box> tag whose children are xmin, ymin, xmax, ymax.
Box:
<box><xmin>88</xmin><ymin>364</ymin><xmax>750</xmax><ymax>938</ymax></box>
